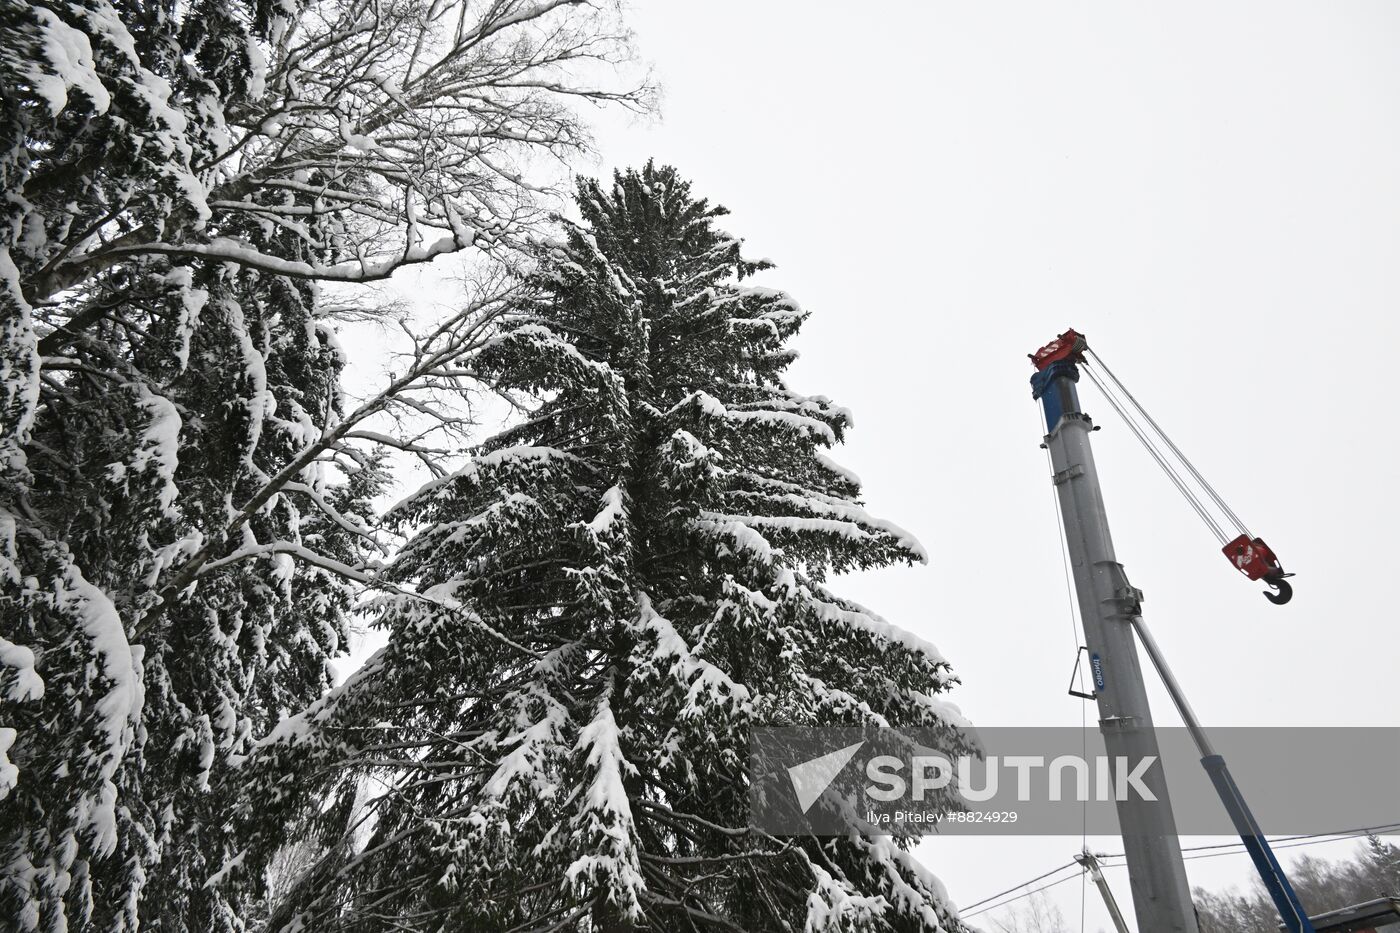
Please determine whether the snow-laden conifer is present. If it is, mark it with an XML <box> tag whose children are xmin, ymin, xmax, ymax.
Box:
<box><xmin>1</xmin><ymin>0</ymin><xmax>643</xmax><ymax>926</ymax></box>
<box><xmin>254</xmin><ymin>163</ymin><xmax>968</xmax><ymax>932</ymax></box>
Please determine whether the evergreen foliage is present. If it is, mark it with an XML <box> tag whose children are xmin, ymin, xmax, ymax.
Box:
<box><xmin>251</xmin><ymin>163</ymin><xmax>967</xmax><ymax>932</ymax></box>
<box><xmin>1</xmin><ymin>0</ymin><xmax>643</xmax><ymax>927</ymax></box>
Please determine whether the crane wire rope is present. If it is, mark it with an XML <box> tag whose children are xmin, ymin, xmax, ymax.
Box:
<box><xmin>1085</xmin><ymin>347</ymin><xmax>1254</xmax><ymax>539</ymax></box>
<box><xmin>1078</xmin><ymin>361</ymin><xmax>1229</xmax><ymax>543</ymax></box>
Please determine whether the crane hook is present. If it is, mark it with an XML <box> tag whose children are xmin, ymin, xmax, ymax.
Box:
<box><xmin>1222</xmin><ymin>536</ymin><xmax>1293</xmax><ymax>606</ymax></box>
<box><xmin>1263</xmin><ymin>574</ymin><xmax>1293</xmax><ymax>605</ymax></box>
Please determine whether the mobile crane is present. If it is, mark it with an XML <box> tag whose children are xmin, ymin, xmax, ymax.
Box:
<box><xmin>1029</xmin><ymin>329</ymin><xmax>1314</xmax><ymax>933</ymax></box>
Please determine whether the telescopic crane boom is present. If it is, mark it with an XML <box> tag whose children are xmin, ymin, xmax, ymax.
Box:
<box><xmin>1029</xmin><ymin>329</ymin><xmax>1315</xmax><ymax>933</ymax></box>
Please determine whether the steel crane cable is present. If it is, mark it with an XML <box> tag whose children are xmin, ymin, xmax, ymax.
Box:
<box><xmin>1079</xmin><ymin>362</ymin><xmax>1230</xmax><ymax>543</ymax></box>
<box><xmin>1084</xmin><ymin>348</ymin><xmax>1254</xmax><ymax>540</ymax></box>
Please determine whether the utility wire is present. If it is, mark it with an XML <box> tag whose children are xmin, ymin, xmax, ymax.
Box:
<box><xmin>961</xmin><ymin>870</ymin><xmax>1083</xmax><ymax>920</ymax></box>
<box><xmin>958</xmin><ymin>861</ymin><xmax>1081</xmax><ymax>914</ymax></box>
<box><xmin>960</xmin><ymin>822</ymin><xmax>1400</xmax><ymax>922</ymax></box>
<box><xmin>1097</xmin><ymin>821</ymin><xmax>1400</xmax><ymax>864</ymax></box>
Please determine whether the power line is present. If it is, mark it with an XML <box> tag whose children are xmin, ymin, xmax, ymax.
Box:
<box><xmin>957</xmin><ymin>822</ymin><xmax>1400</xmax><ymax>922</ymax></box>
<box><xmin>961</xmin><ymin>869</ymin><xmax>1083</xmax><ymax>921</ymax></box>
<box><xmin>1098</xmin><ymin>821</ymin><xmax>1400</xmax><ymax>862</ymax></box>
<box><xmin>958</xmin><ymin>860</ymin><xmax>1080</xmax><ymax>914</ymax></box>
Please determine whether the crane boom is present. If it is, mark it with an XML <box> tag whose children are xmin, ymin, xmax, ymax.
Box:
<box><xmin>1031</xmin><ymin>336</ymin><xmax>1199</xmax><ymax>932</ymax></box>
<box><xmin>1030</xmin><ymin>329</ymin><xmax>1316</xmax><ymax>933</ymax></box>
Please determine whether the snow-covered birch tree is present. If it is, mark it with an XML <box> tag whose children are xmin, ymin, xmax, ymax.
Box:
<box><xmin>246</xmin><ymin>163</ymin><xmax>969</xmax><ymax>932</ymax></box>
<box><xmin>0</xmin><ymin>1</ymin><xmax>645</xmax><ymax>928</ymax></box>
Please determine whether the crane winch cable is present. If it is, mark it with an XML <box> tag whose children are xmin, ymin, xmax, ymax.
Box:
<box><xmin>1078</xmin><ymin>361</ymin><xmax>1230</xmax><ymax>544</ymax></box>
<box><xmin>1084</xmin><ymin>347</ymin><xmax>1254</xmax><ymax>539</ymax></box>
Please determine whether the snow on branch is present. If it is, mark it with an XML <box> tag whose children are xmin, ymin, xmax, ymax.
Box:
<box><xmin>479</xmin><ymin>650</ymin><xmax>574</xmax><ymax>804</ymax></box>
<box><xmin>131</xmin><ymin>283</ymin><xmax>520</xmax><ymax>639</ymax></box>
<box><xmin>715</xmin><ymin>485</ymin><xmax>928</xmax><ymax>563</ymax></box>
<box><xmin>54</xmin><ymin>560</ymin><xmax>145</xmax><ymax>857</ymax></box>
<box><xmin>0</xmin><ymin>635</ymin><xmax>43</xmax><ymax>705</ymax></box>
<box><xmin>667</xmin><ymin>390</ymin><xmax>838</xmax><ymax>445</ymax></box>
<box><xmin>566</xmin><ymin>692</ymin><xmax>644</xmax><ymax>919</ymax></box>
<box><xmin>631</xmin><ymin>591</ymin><xmax>751</xmax><ymax>721</ymax></box>
<box><xmin>390</xmin><ymin>444</ymin><xmax>576</xmax><ymax>511</ymax></box>
<box><xmin>19</xmin><ymin>0</ymin><xmax>652</xmax><ymax>309</ymax></box>
<box><xmin>805</xmin><ymin>588</ymin><xmax>954</xmax><ymax>676</ymax></box>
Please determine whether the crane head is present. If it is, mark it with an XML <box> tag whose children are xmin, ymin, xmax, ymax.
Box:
<box><xmin>1030</xmin><ymin>329</ymin><xmax>1089</xmax><ymax>370</ymax></box>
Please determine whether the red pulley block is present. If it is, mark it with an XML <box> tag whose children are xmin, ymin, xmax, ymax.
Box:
<box><xmin>1030</xmin><ymin>329</ymin><xmax>1088</xmax><ymax>371</ymax></box>
<box><xmin>1221</xmin><ymin>534</ymin><xmax>1283</xmax><ymax>582</ymax></box>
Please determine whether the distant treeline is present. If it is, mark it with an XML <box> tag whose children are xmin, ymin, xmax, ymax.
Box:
<box><xmin>1194</xmin><ymin>835</ymin><xmax>1400</xmax><ymax>933</ymax></box>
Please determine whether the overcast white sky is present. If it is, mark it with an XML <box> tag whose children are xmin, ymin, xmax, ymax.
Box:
<box><xmin>580</xmin><ymin>1</ymin><xmax>1400</xmax><ymax>928</ymax></box>
<box><xmin>349</xmin><ymin>2</ymin><xmax>1400</xmax><ymax>928</ymax></box>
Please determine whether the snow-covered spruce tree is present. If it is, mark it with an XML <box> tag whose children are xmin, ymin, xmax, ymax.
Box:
<box><xmin>0</xmin><ymin>308</ymin><xmax>334</xmax><ymax>928</ymax></box>
<box><xmin>251</xmin><ymin>163</ymin><xmax>969</xmax><ymax>932</ymax></box>
<box><xmin>1</xmin><ymin>0</ymin><xmax>644</xmax><ymax>927</ymax></box>
<box><xmin>1</xmin><ymin>4</ymin><xmax>357</xmax><ymax>929</ymax></box>
<box><xmin>0</xmin><ymin>219</ymin><xmax>375</xmax><ymax>931</ymax></box>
